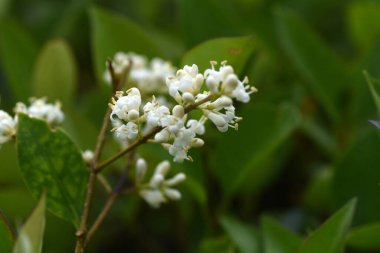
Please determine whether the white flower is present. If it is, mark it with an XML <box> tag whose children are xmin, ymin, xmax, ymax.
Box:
<box><xmin>110</xmin><ymin>88</ymin><xmax>141</xmax><ymax>123</ymax></box>
<box><xmin>137</xmin><ymin>160</ymin><xmax>186</xmax><ymax>208</ymax></box>
<box><xmin>166</xmin><ymin>64</ymin><xmax>204</xmax><ymax>103</ymax></box>
<box><xmin>17</xmin><ymin>98</ymin><xmax>64</xmax><ymax>125</ymax></box>
<box><xmin>0</xmin><ymin>110</ymin><xmax>16</xmax><ymax>144</ymax></box>
<box><xmin>113</xmin><ymin>122</ymin><xmax>138</xmax><ymax>141</ymax></box>
<box><xmin>143</xmin><ymin>98</ymin><xmax>170</xmax><ymax>128</ymax></box>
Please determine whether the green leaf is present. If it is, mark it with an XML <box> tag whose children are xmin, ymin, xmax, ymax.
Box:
<box><xmin>13</xmin><ymin>194</ymin><xmax>46</xmax><ymax>253</ymax></box>
<box><xmin>0</xmin><ymin>19</ymin><xmax>38</xmax><ymax>101</ymax></box>
<box><xmin>333</xmin><ymin>129</ymin><xmax>380</xmax><ymax>224</ymax></box>
<box><xmin>363</xmin><ymin>71</ymin><xmax>380</xmax><ymax>116</ymax></box>
<box><xmin>274</xmin><ymin>7</ymin><xmax>347</xmax><ymax>122</ymax></box>
<box><xmin>181</xmin><ymin>36</ymin><xmax>256</xmax><ymax>75</ymax></box>
<box><xmin>347</xmin><ymin>222</ymin><xmax>380</xmax><ymax>250</ymax></box>
<box><xmin>213</xmin><ymin>103</ymin><xmax>300</xmax><ymax>196</ymax></box>
<box><xmin>220</xmin><ymin>216</ymin><xmax>259</xmax><ymax>253</ymax></box>
<box><xmin>16</xmin><ymin>114</ymin><xmax>87</xmax><ymax>226</ymax></box>
<box><xmin>261</xmin><ymin>216</ymin><xmax>302</xmax><ymax>253</ymax></box>
<box><xmin>89</xmin><ymin>5</ymin><xmax>161</xmax><ymax>84</ymax></box>
<box><xmin>0</xmin><ymin>209</ymin><xmax>15</xmax><ymax>253</ymax></box>
<box><xmin>32</xmin><ymin>39</ymin><xmax>77</xmax><ymax>104</ymax></box>
<box><xmin>198</xmin><ymin>236</ymin><xmax>235</xmax><ymax>253</ymax></box>
<box><xmin>298</xmin><ymin>199</ymin><xmax>356</xmax><ymax>253</ymax></box>
<box><xmin>346</xmin><ymin>2</ymin><xmax>380</xmax><ymax>50</ymax></box>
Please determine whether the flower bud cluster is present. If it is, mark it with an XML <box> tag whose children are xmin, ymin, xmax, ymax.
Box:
<box><xmin>109</xmin><ymin>60</ymin><xmax>257</xmax><ymax>161</ymax></box>
<box><xmin>105</xmin><ymin>52</ymin><xmax>176</xmax><ymax>94</ymax></box>
<box><xmin>0</xmin><ymin>98</ymin><xmax>64</xmax><ymax>145</ymax></box>
<box><xmin>135</xmin><ymin>158</ymin><xmax>186</xmax><ymax>208</ymax></box>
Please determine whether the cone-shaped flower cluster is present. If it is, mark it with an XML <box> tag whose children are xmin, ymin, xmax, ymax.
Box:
<box><xmin>109</xmin><ymin>60</ymin><xmax>257</xmax><ymax>161</ymax></box>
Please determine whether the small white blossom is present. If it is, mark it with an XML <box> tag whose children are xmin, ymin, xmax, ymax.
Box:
<box><xmin>0</xmin><ymin>110</ymin><xmax>16</xmax><ymax>144</ymax></box>
<box><xmin>136</xmin><ymin>160</ymin><xmax>186</xmax><ymax>208</ymax></box>
<box><xmin>113</xmin><ymin>122</ymin><xmax>138</xmax><ymax>141</ymax></box>
<box><xmin>82</xmin><ymin>150</ymin><xmax>94</xmax><ymax>163</ymax></box>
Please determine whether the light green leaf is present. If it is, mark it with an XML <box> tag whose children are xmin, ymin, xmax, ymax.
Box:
<box><xmin>13</xmin><ymin>194</ymin><xmax>46</xmax><ymax>253</ymax></box>
<box><xmin>213</xmin><ymin>103</ymin><xmax>300</xmax><ymax>196</ymax></box>
<box><xmin>298</xmin><ymin>199</ymin><xmax>356</xmax><ymax>253</ymax></box>
<box><xmin>274</xmin><ymin>7</ymin><xmax>347</xmax><ymax>122</ymax></box>
<box><xmin>261</xmin><ymin>216</ymin><xmax>302</xmax><ymax>253</ymax></box>
<box><xmin>347</xmin><ymin>222</ymin><xmax>380</xmax><ymax>250</ymax></box>
<box><xmin>89</xmin><ymin>5</ymin><xmax>161</xmax><ymax>84</ymax></box>
<box><xmin>346</xmin><ymin>2</ymin><xmax>380</xmax><ymax>50</ymax></box>
<box><xmin>32</xmin><ymin>39</ymin><xmax>77</xmax><ymax>104</ymax></box>
<box><xmin>0</xmin><ymin>19</ymin><xmax>38</xmax><ymax>101</ymax></box>
<box><xmin>16</xmin><ymin>114</ymin><xmax>87</xmax><ymax>226</ymax></box>
<box><xmin>0</xmin><ymin>209</ymin><xmax>14</xmax><ymax>253</ymax></box>
<box><xmin>181</xmin><ymin>36</ymin><xmax>256</xmax><ymax>74</ymax></box>
<box><xmin>220</xmin><ymin>216</ymin><xmax>259</xmax><ymax>253</ymax></box>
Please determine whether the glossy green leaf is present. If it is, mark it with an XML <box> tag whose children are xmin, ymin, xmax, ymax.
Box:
<box><xmin>213</xmin><ymin>103</ymin><xmax>300</xmax><ymax>196</ymax></box>
<box><xmin>298</xmin><ymin>199</ymin><xmax>356</xmax><ymax>253</ymax></box>
<box><xmin>347</xmin><ymin>222</ymin><xmax>380</xmax><ymax>250</ymax></box>
<box><xmin>16</xmin><ymin>114</ymin><xmax>87</xmax><ymax>226</ymax></box>
<box><xmin>0</xmin><ymin>209</ymin><xmax>14</xmax><ymax>253</ymax></box>
<box><xmin>0</xmin><ymin>19</ymin><xmax>38</xmax><ymax>101</ymax></box>
<box><xmin>274</xmin><ymin>7</ymin><xmax>347</xmax><ymax>122</ymax></box>
<box><xmin>13</xmin><ymin>194</ymin><xmax>46</xmax><ymax>253</ymax></box>
<box><xmin>181</xmin><ymin>36</ymin><xmax>256</xmax><ymax>74</ymax></box>
<box><xmin>89</xmin><ymin>5</ymin><xmax>161</xmax><ymax>84</ymax></box>
<box><xmin>261</xmin><ymin>216</ymin><xmax>302</xmax><ymax>253</ymax></box>
<box><xmin>347</xmin><ymin>2</ymin><xmax>380</xmax><ymax>50</ymax></box>
<box><xmin>333</xmin><ymin>129</ymin><xmax>380</xmax><ymax>224</ymax></box>
<box><xmin>32</xmin><ymin>39</ymin><xmax>77</xmax><ymax>104</ymax></box>
<box><xmin>220</xmin><ymin>216</ymin><xmax>259</xmax><ymax>253</ymax></box>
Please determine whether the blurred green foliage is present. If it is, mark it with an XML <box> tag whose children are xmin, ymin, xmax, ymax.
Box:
<box><xmin>1</xmin><ymin>0</ymin><xmax>380</xmax><ymax>252</ymax></box>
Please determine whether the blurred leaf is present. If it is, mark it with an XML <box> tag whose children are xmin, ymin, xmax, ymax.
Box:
<box><xmin>181</xmin><ymin>36</ymin><xmax>256</xmax><ymax>74</ymax></box>
<box><xmin>213</xmin><ymin>103</ymin><xmax>300</xmax><ymax>196</ymax></box>
<box><xmin>261</xmin><ymin>216</ymin><xmax>301</xmax><ymax>253</ymax></box>
<box><xmin>0</xmin><ymin>209</ymin><xmax>14</xmax><ymax>253</ymax></box>
<box><xmin>184</xmin><ymin>176</ymin><xmax>206</xmax><ymax>206</ymax></box>
<box><xmin>347</xmin><ymin>222</ymin><xmax>380</xmax><ymax>251</ymax></box>
<box><xmin>333</xmin><ymin>129</ymin><xmax>380</xmax><ymax>224</ymax></box>
<box><xmin>17</xmin><ymin>114</ymin><xmax>87</xmax><ymax>226</ymax></box>
<box><xmin>0</xmin><ymin>143</ymin><xmax>25</xmax><ymax>186</ymax></box>
<box><xmin>13</xmin><ymin>194</ymin><xmax>46</xmax><ymax>253</ymax></box>
<box><xmin>0</xmin><ymin>0</ymin><xmax>10</xmax><ymax>17</ymax></box>
<box><xmin>298</xmin><ymin>199</ymin><xmax>356</xmax><ymax>253</ymax></box>
<box><xmin>0</xmin><ymin>189</ymin><xmax>35</xmax><ymax>219</ymax></box>
<box><xmin>89</xmin><ymin>5</ymin><xmax>161</xmax><ymax>84</ymax></box>
<box><xmin>0</xmin><ymin>19</ymin><xmax>38</xmax><ymax>101</ymax></box>
<box><xmin>368</xmin><ymin>120</ymin><xmax>380</xmax><ymax>129</ymax></box>
<box><xmin>220</xmin><ymin>216</ymin><xmax>259</xmax><ymax>253</ymax></box>
<box><xmin>32</xmin><ymin>39</ymin><xmax>77</xmax><ymax>104</ymax></box>
<box><xmin>198</xmin><ymin>236</ymin><xmax>235</xmax><ymax>253</ymax></box>
<box><xmin>303</xmin><ymin>166</ymin><xmax>333</xmax><ymax>214</ymax></box>
<box><xmin>347</xmin><ymin>2</ymin><xmax>380</xmax><ymax>50</ymax></box>
<box><xmin>179</xmin><ymin>0</ymin><xmax>245</xmax><ymax>46</ymax></box>
<box><xmin>363</xmin><ymin>71</ymin><xmax>380</xmax><ymax>116</ymax></box>
<box><xmin>274</xmin><ymin>6</ymin><xmax>347</xmax><ymax>122</ymax></box>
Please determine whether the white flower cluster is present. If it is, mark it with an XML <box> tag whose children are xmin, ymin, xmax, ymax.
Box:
<box><xmin>0</xmin><ymin>98</ymin><xmax>64</xmax><ymax>145</ymax></box>
<box><xmin>109</xmin><ymin>61</ymin><xmax>257</xmax><ymax>161</ymax></box>
<box><xmin>105</xmin><ymin>52</ymin><xmax>176</xmax><ymax>94</ymax></box>
<box><xmin>135</xmin><ymin>158</ymin><xmax>186</xmax><ymax>208</ymax></box>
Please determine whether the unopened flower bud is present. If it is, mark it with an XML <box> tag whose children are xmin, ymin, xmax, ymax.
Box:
<box><xmin>182</xmin><ymin>92</ymin><xmax>195</xmax><ymax>104</ymax></box>
<box><xmin>164</xmin><ymin>188</ymin><xmax>181</xmax><ymax>200</ymax></box>
<box><xmin>165</xmin><ymin>173</ymin><xmax>186</xmax><ymax>186</ymax></box>
<box><xmin>155</xmin><ymin>160</ymin><xmax>170</xmax><ymax>176</ymax></box>
<box><xmin>150</xmin><ymin>174</ymin><xmax>164</xmax><ymax>188</ymax></box>
<box><xmin>207</xmin><ymin>112</ymin><xmax>227</xmax><ymax>127</ymax></box>
<box><xmin>172</xmin><ymin>105</ymin><xmax>184</xmax><ymax>119</ymax></box>
<box><xmin>206</xmin><ymin>76</ymin><xmax>219</xmax><ymax>94</ymax></box>
<box><xmin>136</xmin><ymin>158</ymin><xmax>147</xmax><ymax>182</ymax></box>
<box><xmin>190</xmin><ymin>138</ymin><xmax>204</xmax><ymax>148</ymax></box>
<box><xmin>128</xmin><ymin>109</ymin><xmax>139</xmax><ymax>121</ymax></box>
<box><xmin>154</xmin><ymin>129</ymin><xmax>170</xmax><ymax>143</ymax></box>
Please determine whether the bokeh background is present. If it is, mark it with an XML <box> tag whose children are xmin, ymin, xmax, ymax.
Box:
<box><xmin>1</xmin><ymin>0</ymin><xmax>380</xmax><ymax>252</ymax></box>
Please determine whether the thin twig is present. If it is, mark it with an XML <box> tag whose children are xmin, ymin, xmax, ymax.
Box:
<box><xmin>74</xmin><ymin>60</ymin><xmax>130</xmax><ymax>253</ymax></box>
<box><xmin>85</xmin><ymin>152</ymin><xmax>135</xmax><ymax>244</ymax></box>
